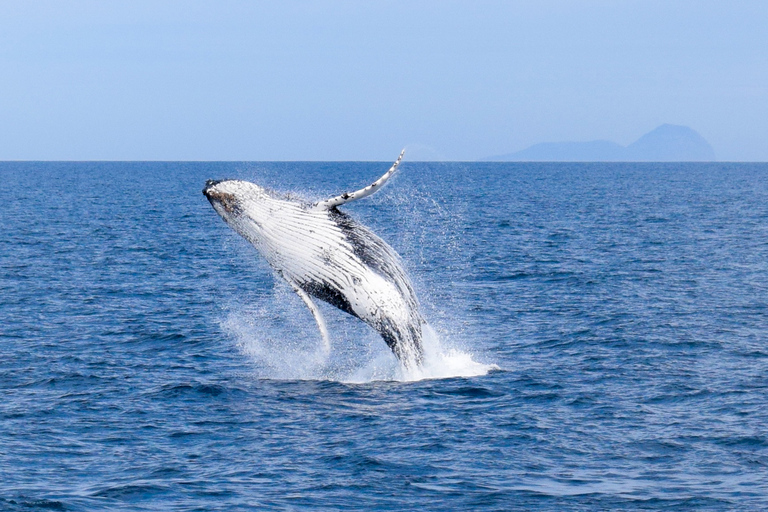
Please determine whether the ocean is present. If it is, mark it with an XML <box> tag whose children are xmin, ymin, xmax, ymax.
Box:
<box><xmin>1</xmin><ymin>161</ymin><xmax>767</xmax><ymax>511</ymax></box>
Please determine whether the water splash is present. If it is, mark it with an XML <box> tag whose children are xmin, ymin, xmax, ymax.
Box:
<box><xmin>222</xmin><ymin>288</ymin><xmax>497</xmax><ymax>383</ymax></box>
<box><xmin>348</xmin><ymin>325</ymin><xmax>499</xmax><ymax>383</ymax></box>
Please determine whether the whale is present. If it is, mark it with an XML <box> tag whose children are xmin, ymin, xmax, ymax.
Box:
<box><xmin>203</xmin><ymin>151</ymin><xmax>425</xmax><ymax>368</ymax></box>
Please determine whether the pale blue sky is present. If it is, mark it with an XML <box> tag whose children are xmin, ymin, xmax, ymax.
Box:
<box><xmin>1</xmin><ymin>1</ymin><xmax>766</xmax><ymax>160</ymax></box>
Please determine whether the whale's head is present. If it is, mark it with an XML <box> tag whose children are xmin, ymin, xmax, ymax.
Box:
<box><xmin>203</xmin><ymin>179</ymin><xmax>274</xmax><ymax>242</ymax></box>
<box><xmin>203</xmin><ymin>179</ymin><xmax>241</xmax><ymax>215</ymax></box>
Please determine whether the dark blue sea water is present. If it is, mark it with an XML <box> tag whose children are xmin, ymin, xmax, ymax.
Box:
<box><xmin>2</xmin><ymin>161</ymin><xmax>767</xmax><ymax>511</ymax></box>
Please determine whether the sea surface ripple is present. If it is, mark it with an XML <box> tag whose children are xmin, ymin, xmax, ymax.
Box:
<box><xmin>1</xmin><ymin>161</ymin><xmax>767</xmax><ymax>510</ymax></box>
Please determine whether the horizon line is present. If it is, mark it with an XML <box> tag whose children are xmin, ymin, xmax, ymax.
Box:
<box><xmin>3</xmin><ymin>159</ymin><xmax>767</xmax><ymax>164</ymax></box>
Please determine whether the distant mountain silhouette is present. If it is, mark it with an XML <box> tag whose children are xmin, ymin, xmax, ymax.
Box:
<box><xmin>624</xmin><ymin>124</ymin><xmax>716</xmax><ymax>161</ymax></box>
<box><xmin>485</xmin><ymin>124</ymin><xmax>716</xmax><ymax>161</ymax></box>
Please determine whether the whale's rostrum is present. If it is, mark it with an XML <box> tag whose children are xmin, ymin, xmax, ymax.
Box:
<box><xmin>203</xmin><ymin>151</ymin><xmax>425</xmax><ymax>368</ymax></box>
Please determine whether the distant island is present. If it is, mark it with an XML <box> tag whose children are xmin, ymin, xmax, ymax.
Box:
<box><xmin>484</xmin><ymin>124</ymin><xmax>716</xmax><ymax>162</ymax></box>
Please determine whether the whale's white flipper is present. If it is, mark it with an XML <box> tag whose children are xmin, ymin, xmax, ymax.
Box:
<box><xmin>314</xmin><ymin>149</ymin><xmax>405</xmax><ymax>210</ymax></box>
<box><xmin>288</xmin><ymin>279</ymin><xmax>331</xmax><ymax>356</ymax></box>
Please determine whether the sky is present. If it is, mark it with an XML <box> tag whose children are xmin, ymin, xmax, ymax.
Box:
<box><xmin>0</xmin><ymin>0</ymin><xmax>766</xmax><ymax>161</ymax></box>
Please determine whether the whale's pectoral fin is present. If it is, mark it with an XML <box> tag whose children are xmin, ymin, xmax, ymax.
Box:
<box><xmin>314</xmin><ymin>149</ymin><xmax>405</xmax><ymax>210</ymax></box>
<box><xmin>287</xmin><ymin>278</ymin><xmax>331</xmax><ymax>356</ymax></box>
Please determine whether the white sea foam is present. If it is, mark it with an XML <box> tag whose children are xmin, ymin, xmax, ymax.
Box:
<box><xmin>346</xmin><ymin>325</ymin><xmax>498</xmax><ymax>383</ymax></box>
<box><xmin>222</xmin><ymin>288</ymin><xmax>497</xmax><ymax>383</ymax></box>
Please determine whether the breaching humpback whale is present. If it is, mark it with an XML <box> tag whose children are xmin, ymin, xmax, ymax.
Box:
<box><xmin>203</xmin><ymin>151</ymin><xmax>425</xmax><ymax>368</ymax></box>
